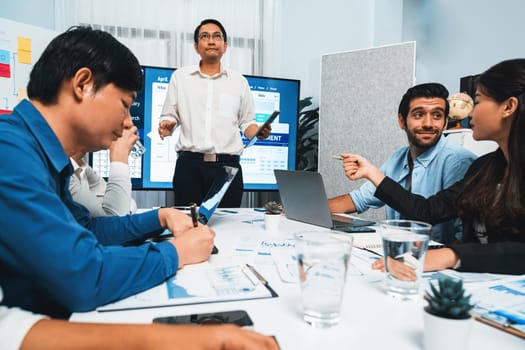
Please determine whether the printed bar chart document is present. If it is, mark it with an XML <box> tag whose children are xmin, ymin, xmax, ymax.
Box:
<box><xmin>98</xmin><ymin>263</ymin><xmax>277</xmax><ymax>312</ymax></box>
<box><xmin>470</xmin><ymin>276</ymin><xmax>525</xmax><ymax>339</ymax></box>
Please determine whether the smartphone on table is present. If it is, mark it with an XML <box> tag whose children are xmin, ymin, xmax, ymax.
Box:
<box><xmin>153</xmin><ymin>310</ymin><xmax>253</xmax><ymax>328</ymax></box>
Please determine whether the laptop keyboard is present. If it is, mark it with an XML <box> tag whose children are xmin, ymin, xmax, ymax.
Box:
<box><xmin>334</xmin><ymin>225</ymin><xmax>376</xmax><ymax>233</ymax></box>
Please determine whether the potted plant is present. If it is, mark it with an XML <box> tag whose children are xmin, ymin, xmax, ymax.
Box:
<box><xmin>296</xmin><ymin>97</ymin><xmax>319</xmax><ymax>171</ymax></box>
<box><xmin>264</xmin><ymin>201</ymin><xmax>282</xmax><ymax>215</ymax></box>
<box><xmin>263</xmin><ymin>201</ymin><xmax>283</xmax><ymax>232</ymax></box>
<box><xmin>423</xmin><ymin>277</ymin><xmax>475</xmax><ymax>350</ymax></box>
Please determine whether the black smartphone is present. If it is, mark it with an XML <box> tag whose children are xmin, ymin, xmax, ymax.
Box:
<box><xmin>244</xmin><ymin>111</ymin><xmax>280</xmax><ymax>148</ymax></box>
<box><xmin>153</xmin><ymin>310</ymin><xmax>253</xmax><ymax>327</ymax></box>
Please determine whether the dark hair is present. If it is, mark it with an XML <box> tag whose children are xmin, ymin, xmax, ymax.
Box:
<box><xmin>397</xmin><ymin>83</ymin><xmax>450</xmax><ymax>121</ymax></box>
<box><xmin>458</xmin><ymin>59</ymin><xmax>525</xmax><ymax>232</ymax></box>
<box><xmin>194</xmin><ymin>19</ymin><xmax>228</xmax><ymax>43</ymax></box>
<box><xmin>27</xmin><ymin>26</ymin><xmax>142</xmax><ymax>105</ymax></box>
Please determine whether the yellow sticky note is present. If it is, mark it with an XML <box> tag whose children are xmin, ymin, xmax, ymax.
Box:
<box><xmin>18</xmin><ymin>50</ymin><xmax>32</xmax><ymax>64</ymax></box>
<box><xmin>17</xmin><ymin>88</ymin><xmax>28</xmax><ymax>102</ymax></box>
<box><xmin>17</xmin><ymin>37</ymin><xmax>32</xmax><ymax>51</ymax></box>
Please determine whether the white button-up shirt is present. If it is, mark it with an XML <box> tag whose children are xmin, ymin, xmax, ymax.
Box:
<box><xmin>160</xmin><ymin>65</ymin><xmax>256</xmax><ymax>155</ymax></box>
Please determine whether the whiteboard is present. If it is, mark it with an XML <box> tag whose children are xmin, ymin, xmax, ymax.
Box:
<box><xmin>0</xmin><ymin>17</ymin><xmax>57</xmax><ymax>114</ymax></box>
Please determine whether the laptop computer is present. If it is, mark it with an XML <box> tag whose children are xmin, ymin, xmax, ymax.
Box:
<box><xmin>274</xmin><ymin>169</ymin><xmax>375</xmax><ymax>232</ymax></box>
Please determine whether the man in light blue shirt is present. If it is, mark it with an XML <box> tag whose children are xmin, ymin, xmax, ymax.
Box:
<box><xmin>329</xmin><ymin>83</ymin><xmax>477</xmax><ymax>244</ymax></box>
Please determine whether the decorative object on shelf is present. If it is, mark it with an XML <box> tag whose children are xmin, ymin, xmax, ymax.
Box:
<box><xmin>423</xmin><ymin>277</ymin><xmax>475</xmax><ymax>350</ymax></box>
<box><xmin>447</xmin><ymin>92</ymin><xmax>474</xmax><ymax>129</ymax></box>
<box><xmin>296</xmin><ymin>97</ymin><xmax>319</xmax><ymax>171</ymax></box>
<box><xmin>264</xmin><ymin>201</ymin><xmax>283</xmax><ymax>232</ymax></box>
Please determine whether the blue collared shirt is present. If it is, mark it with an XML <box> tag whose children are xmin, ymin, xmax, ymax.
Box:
<box><xmin>350</xmin><ymin>135</ymin><xmax>477</xmax><ymax>243</ymax></box>
<box><xmin>0</xmin><ymin>100</ymin><xmax>178</xmax><ymax>317</ymax></box>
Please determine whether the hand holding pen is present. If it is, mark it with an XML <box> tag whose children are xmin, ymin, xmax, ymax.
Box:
<box><xmin>332</xmin><ymin>153</ymin><xmax>385</xmax><ymax>185</ymax></box>
<box><xmin>332</xmin><ymin>154</ymin><xmax>359</xmax><ymax>179</ymax></box>
<box><xmin>189</xmin><ymin>203</ymin><xmax>219</xmax><ymax>254</ymax></box>
<box><xmin>157</xmin><ymin>207</ymin><xmax>195</xmax><ymax>235</ymax></box>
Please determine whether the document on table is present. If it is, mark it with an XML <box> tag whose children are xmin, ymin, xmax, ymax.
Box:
<box><xmin>422</xmin><ymin>269</ymin><xmax>504</xmax><ymax>284</ymax></box>
<box><xmin>233</xmin><ymin>235</ymin><xmax>363</xmax><ymax>282</ymax></box>
<box><xmin>97</xmin><ymin>263</ymin><xmax>277</xmax><ymax>312</ymax></box>
<box><xmin>470</xmin><ymin>276</ymin><xmax>525</xmax><ymax>339</ymax></box>
<box><xmin>352</xmin><ymin>232</ymin><xmax>443</xmax><ymax>256</ymax></box>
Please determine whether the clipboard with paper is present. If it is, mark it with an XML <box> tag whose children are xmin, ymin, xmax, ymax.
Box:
<box><xmin>470</xmin><ymin>276</ymin><xmax>525</xmax><ymax>339</ymax></box>
<box><xmin>97</xmin><ymin>263</ymin><xmax>277</xmax><ymax>312</ymax></box>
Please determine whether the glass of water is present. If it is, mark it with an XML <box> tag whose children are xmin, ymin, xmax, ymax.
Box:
<box><xmin>294</xmin><ymin>231</ymin><xmax>352</xmax><ymax>328</ymax></box>
<box><xmin>380</xmin><ymin>220</ymin><xmax>431</xmax><ymax>300</ymax></box>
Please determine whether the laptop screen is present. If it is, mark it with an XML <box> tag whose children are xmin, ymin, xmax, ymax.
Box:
<box><xmin>274</xmin><ymin>169</ymin><xmax>374</xmax><ymax>229</ymax></box>
<box><xmin>198</xmin><ymin>166</ymin><xmax>239</xmax><ymax>224</ymax></box>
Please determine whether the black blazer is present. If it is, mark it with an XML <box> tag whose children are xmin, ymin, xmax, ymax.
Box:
<box><xmin>375</xmin><ymin>149</ymin><xmax>525</xmax><ymax>274</ymax></box>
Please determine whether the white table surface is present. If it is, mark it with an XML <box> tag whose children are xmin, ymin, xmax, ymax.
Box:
<box><xmin>70</xmin><ymin>209</ymin><xmax>524</xmax><ymax>349</ymax></box>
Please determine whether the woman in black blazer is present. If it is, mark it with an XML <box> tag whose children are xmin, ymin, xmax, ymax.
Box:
<box><xmin>340</xmin><ymin>59</ymin><xmax>525</xmax><ymax>275</ymax></box>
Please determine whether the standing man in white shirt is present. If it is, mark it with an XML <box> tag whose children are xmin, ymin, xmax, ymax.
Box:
<box><xmin>158</xmin><ymin>18</ymin><xmax>270</xmax><ymax>207</ymax></box>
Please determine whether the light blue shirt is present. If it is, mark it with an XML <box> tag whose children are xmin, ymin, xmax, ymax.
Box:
<box><xmin>350</xmin><ymin>135</ymin><xmax>477</xmax><ymax>243</ymax></box>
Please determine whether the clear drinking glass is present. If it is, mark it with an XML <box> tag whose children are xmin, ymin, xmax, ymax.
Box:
<box><xmin>294</xmin><ymin>231</ymin><xmax>352</xmax><ymax>328</ymax></box>
<box><xmin>380</xmin><ymin>220</ymin><xmax>431</xmax><ymax>300</ymax></box>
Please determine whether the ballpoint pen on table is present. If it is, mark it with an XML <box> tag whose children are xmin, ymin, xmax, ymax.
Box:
<box><xmin>246</xmin><ymin>264</ymin><xmax>278</xmax><ymax>297</ymax></box>
<box><xmin>245</xmin><ymin>264</ymin><xmax>268</xmax><ymax>286</ymax></box>
<box><xmin>245</xmin><ymin>264</ymin><xmax>278</xmax><ymax>296</ymax></box>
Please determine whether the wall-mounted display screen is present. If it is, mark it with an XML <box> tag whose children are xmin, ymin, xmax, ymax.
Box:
<box><xmin>91</xmin><ymin>66</ymin><xmax>300</xmax><ymax>191</ymax></box>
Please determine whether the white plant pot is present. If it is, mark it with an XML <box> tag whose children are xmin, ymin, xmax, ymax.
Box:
<box><xmin>423</xmin><ymin>308</ymin><xmax>472</xmax><ymax>350</ymax></box>
<box><xmin>264</xmin><ymin>213</ymin><xmax>281</xmax><ymax>232</ymax></box>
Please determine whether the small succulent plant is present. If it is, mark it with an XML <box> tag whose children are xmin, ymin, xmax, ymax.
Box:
<box><xmin>425</xmin><ymin>277</ymin><xmax>474</xmax><ymax>320</ymax></box>
<box><xmin>264</xmin><ymin>201</ymin><xmax>283</xmax><ymax>215</ymax></box>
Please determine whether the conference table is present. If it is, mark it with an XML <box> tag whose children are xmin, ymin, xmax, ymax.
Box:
<box><xmin>71</xmin><ymin>209</ymin><xmax>524</xmax><ymax>349</ymax></box>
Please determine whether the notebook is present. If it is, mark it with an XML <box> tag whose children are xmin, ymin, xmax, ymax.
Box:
<box><xmin>244</xmin><ymin>111</ymin><xmax>280</xmax><ymax>148</ymax></box>
<box><xmin>273</xmin><ymin>170</ymin><xmax>375</xmax><ymax>233</ymax></box>
<box><xmin>352</xmin><ymin>232</ymin><xmax>443</xmax><ymax>256</ymax></box>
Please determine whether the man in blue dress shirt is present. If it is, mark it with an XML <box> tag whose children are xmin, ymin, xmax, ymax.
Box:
<box><xmin>0</xmin><ymin>27</ymin><xmax>216</xmax><ymax>319</ymax></box>
<box><xmin>329</xmin><ymin>83</ymin><xmax>477</xmax><ymax>244</ymax></box>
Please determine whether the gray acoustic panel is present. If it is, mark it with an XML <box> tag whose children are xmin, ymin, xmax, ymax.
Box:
<box><xmin>319</xmin><ymin>42</ymin><xmax>415</xmax><ymax>221</ymax></box>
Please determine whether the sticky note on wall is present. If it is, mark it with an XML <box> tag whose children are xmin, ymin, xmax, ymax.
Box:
<box><xmin>0</xmin><ymin>49</ymin><xmax>9</xmax><ymax>64</ymax></box>
<box><xmin>0</xmin><ymin>49</ymin><xmax>11</xmax><ymax>78</ymax></box>
<box><xmin>18</xmin><ymin>88</ymin><xmax>28</xmax><ymax>101</ymax></box>
<box><xmin>17</xmin><ymin>37</ymin><xmax>32</xmax><ymax>64</ymax></box>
